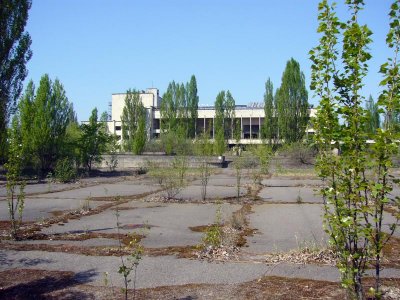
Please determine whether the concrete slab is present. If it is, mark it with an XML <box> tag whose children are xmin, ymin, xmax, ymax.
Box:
<box><xmin>2</xmin><ymin>250</ymin><xmax>400</xmax><ymax>289</ymax></box>
<box><xmin>176</xmin><ymin>185</ymin><xmax>247</xmax><ymax>201</ymax></box>
<box><xmin>262</xmin><ymin>178</ymin><xmax>323</xmax><ymax>187</ymax></box>
<box><xmin>34</xmin><ymin>183</ymin><xmax>158</xmax><ymax>200</ymax></box>
<box><xmin>246</xmin><ymin>204</ymin><xmax>327</xmax><ymax>254</ymax></box>
<box><xmin>258</xmin><ymin>186</ymin><xmax>322</xmax><ymax>203</ymax></box>
<box><xmin>41</xmin><ymin>202</ymin><xmax>241</xmax><ymax>248</ymax></box>
<box><xmin>0</xmin><ymin>197</ymin><xmax>112</xmax><ymax>222</ymax></box>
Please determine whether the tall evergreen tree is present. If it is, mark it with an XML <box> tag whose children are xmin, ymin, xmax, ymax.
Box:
<box><xmin>276</xmin><ymin>58</ymin><xmax>309</xmax><ymax>143</ymax></box>
<box><xmin>121</xmin><ymin>89</ymin><xmax>147</xmax><ymax>154</ymax></box>
<box><xmin>0</xmin><ymin>0</ymin><xmax>32</xmax><ymax>160</ymax></box>
<box><xmin>187</xmin><ymin>75</ymin><xmax>199</xmax><ymax>138</ymax></box>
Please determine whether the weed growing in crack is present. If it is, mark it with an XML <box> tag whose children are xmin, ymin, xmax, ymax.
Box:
<box><xmin>296</xmin><ymin>190</ymin><xmax>303</xmax><ymax>204</ymax></box>
<box><xmin>116</xmin><ymin>208</ymin><xmax>144</xmax><ymax>300</ymax></box>
<box><xmin>202</xmin><ymin>202</ymin><xmax>223</xmax><ymax>248</ymax></box>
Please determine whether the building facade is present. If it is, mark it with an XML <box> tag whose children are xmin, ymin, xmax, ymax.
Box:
<box><xmin>106</xmin><ymin>88</ymin><xmax>315</xmax><ymax>145</ymax></box>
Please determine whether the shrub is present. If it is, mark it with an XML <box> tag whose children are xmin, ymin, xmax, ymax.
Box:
<box><xmin>54</xmin><ymin>158</ymin><xmax>77</xmax><ymax>183</ymax></box>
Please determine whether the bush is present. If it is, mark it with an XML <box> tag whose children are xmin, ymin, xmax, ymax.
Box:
<box><xmin>54</xmin><ymin>158</ymin><xmax>77</xmax><ymax>183</ymax></box>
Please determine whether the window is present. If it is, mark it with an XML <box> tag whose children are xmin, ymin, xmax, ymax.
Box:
<box><xmin>115</xmin><ymin>126</ymin><xmax>121</xmax><ymax>131</ymax></box>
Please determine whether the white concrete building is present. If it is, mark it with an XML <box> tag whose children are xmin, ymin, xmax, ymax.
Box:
<box><xmin>106</xmin><ymin>88</ymin><xmax>315</xmax><ymax>145</ymax></box>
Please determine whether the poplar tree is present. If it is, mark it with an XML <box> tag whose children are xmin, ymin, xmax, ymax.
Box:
<box><xmin>365</xmin><ymin>95</ymin><xmax>380</xmax><ymax>135</ymax></box>
<box><xmin>214</xmin><ymin>91</ymin><xmax>226</xmax><ymax>155</ymax></box>
<box><xmin>19</xmin><ymin>75</ymin><xmax>74</xmax><ymax>176</ymax></box>
<box><xmin>0</xmin><ymin>0</ymin><xmax>32</xmax><ymax>160</ymax></box>
<box><xmin>262</xmin><ymin>78</ymin><xmax>277</xmax><ymax>145</ymax></box>
<box><xmin>187</xmin><ymin>75</ymin><xmax>199</xmax><ymax>138</ymax></box>
<box><xmin>276</xmin><ymin>58</ymin><xmax>309</xmax><ymax>143</ymax></box>
<box><xmin>225</xmin><ymin>90</ymin><xmax>236</xmax><ymax>140</ymax></box>
<box><xmin>121</xmin><ymin>89</ymin><xmax>147</xmax><ymax>154</ymax></box>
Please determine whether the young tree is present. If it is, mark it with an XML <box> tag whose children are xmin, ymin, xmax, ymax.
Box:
<box><xmin>80</xmin><ymin>108</ymin><xmax>109</xmax><ymax>173</ymax></box>
<box><xmin>262</xmin><ymin>78</ymin><xmax>278</xmax><ymax>146</ymax></box>
<box><xmin>5</xmin><ymin>115</ymin><xmax>25</xmax><ymax>239</ymax></box>
<box><xmin>0</xmin><ymin>0</ymin><xmax>32</xmax><ymax>161</ymax></box>
<box><xmin>214</xmin><ymin>91</ymin><xmax>226</xmax><ymax>155</ymax></box>
<box><xmin>365</xmin><ymin>95</ymin><xmax>380</xmax><ymax>135</ymax></box>
<box><xmin>121</xmin><ymin>89</ymin><xmax>147</xmax><ymax>154</ymax></box>
<box><xmin>187</xmin><ymin>75</ymin><xmax>199</xmax><ymax>138</ymax></box>
<box><xmin>310</xmin><ymin>1</ymin><xmax>400</xmax><ymax>298</ymax></box>
<box><xmin>276</xmin><ymin>58</ymin><xmax>309</xmax><ymax>143</ymax></box>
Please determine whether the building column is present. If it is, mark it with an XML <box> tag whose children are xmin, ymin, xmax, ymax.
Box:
<box><xmin>212</xmin><ymin>117</ymin><xmax>215</xmax><ymax>139</ymax></box>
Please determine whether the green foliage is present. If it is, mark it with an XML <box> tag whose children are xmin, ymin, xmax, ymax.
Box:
<box><xmin>105</xmin><ymin>135</ymin><xmax>119</xmax><ymax>172</ymax></box>
<box><xmin>310</xmin><ymin>1</ymin><xmax>400</xmax><ymax>298</ymax></box>
<box><xmin>147</xmin><ymin>158</ymin><xmax>187</xmax><ymax>200</ymax></box>
<box><xmin>249</xmin><ymin>144</ymin><xmax>272</xmax><ymax>175</ymax></box>
<box><xmin>262</xmin><ymin>78</ymin><xmax>278</xmax><ymax>146</ymax></box>
<box><xmin>195</xmin><ymin>132</ymin><xmax>213</xmax><ymax>200</ymax></box>
<box><xmin>80</xmin><ymin>108</ymin><xmax>109</xmax><ymax>173</ymax></box>
<box><xmin>276</xmin><ymin>58</ymin><xmax>309</xmax><ymax>143</ymax></box>
<box><xmin>115</xmin><ymin>208</ymin><xmax>144</xmax><ymax>300</ymax></box>
<box><xmin>5</xmin><ymin>115</ymin><xmax>26</xmax><ymax>239</ymax></box>
<box><xmin>0</xmin><ymin>0</ymin><xmax>32</xmax><ymax>162</ymax></box>
<box><xmin>18</xmin><ymin>75</ymin><xmax>75</xmax><ymax>177</ymax></box>
<box><xmin>202</xmin><ymin>203</ymin><xmax>223</xmax><ymax>248</ymax></box>
<box><xmin>54</xmin><ymin>157</ymin><xmax>76</xmax><ymax>183</ymax></box>
<box><xmin>121</xmin><ymin>89</ymin><xmax>147</xmax><ymax>154</ymax></box>
<box><xmin>214</xmin><ymin>91</ymin><xmax>227</xmax><ymax>155</ymax></box>
<box><xmin>160</xmin><ymin>75</ymin><xmax>199</xmax><ymax>140</ymax></box>
<box><xmin>365</xmin><ymin>95</ymin><xmax>380</xmax><ymax>135</ymax></box>
<box><xmin>233</xmin><ymin>155</ymin><xmax>244</xmax><ymax>201</ymax></box>
<box><xmin>187</xmin><ymin>75</ymin><xmax>199</xmax><ymax>138</ymax></box>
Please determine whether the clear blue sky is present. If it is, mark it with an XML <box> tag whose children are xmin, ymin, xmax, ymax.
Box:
<box><xmin>25</xmin><ymin>0</ymin><xmax>393</xmax><ymax>121</ymax></box>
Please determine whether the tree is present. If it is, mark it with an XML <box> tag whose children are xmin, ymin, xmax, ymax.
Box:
<box><xmin>310</xmin><ymin>1</ymin><xmax>400</xmax><ymax>298</ymax></box>
<box><xmin>214</xmin><ymin>91</ymin><xmax>226</xmax><ymax>155</ymax></box>
<box><xmin>161</xmin><ymin>76</ymin><xmax>199</xmax><ymax>141</ymax></box>
<box><xmin>18</xmin><ymin>75</ymin><xmax>75</xmax><ymax>176</ymax></box>
<box><xmin>0</xmin><ymin>0</ymin><xmax>32</xmax><ymax>162</ymax></box>
<box><xmin>121</xmin><ymin>89</ymin><xmax>147</xmax><ymax>154</ymax></box>
<box><xmin>80</xmin><ymin>108</ymin><xmax>109</xmax><ymax>173</ymax></box>
<box><xmin>262</xmin><ymin>78</ymin><xmax>278</xmax><ymax>146</ymax></box>
<box><xmin>276</xmin><ymin>58</ymin><xmax>309</xmax><ymax>143</ymax></box>
<box><xmin>160</xmin><ymin>82</ymin><xmax>178</xmax><ymax>134</ymax></box>
<box><xmin>187</xmin><ymin>75</ymin><xmax>199</xmax><ymax>138</ymax></box>
<box><xmin>365</xmin><ymin>95</ymin><xmax>380</xmax><ymax>135</ymax></box>
<box><xmin>5</xmin><ymin>115</ymin><xmax>25</xmax><ymax>239</ymax></box>
<box><xmin>225</xmin><ymin>90</ymin><xmax>236</xmax><ymax>140</ymax></box>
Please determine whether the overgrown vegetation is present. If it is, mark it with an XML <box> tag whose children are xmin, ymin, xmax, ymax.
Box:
<box><xmin>5</xmin><ymin>116</ymin><xmax>25</xmax><ymax>240</ymax></box>
<box><xmin>116</xmin><ymin>208</ymin><xmax>144</xmax><ymax>300</ymax></box>
<box><xmin>310</xmin><ymin>0</ymin><xmax>400</xmax><ymax>298</ymax></box>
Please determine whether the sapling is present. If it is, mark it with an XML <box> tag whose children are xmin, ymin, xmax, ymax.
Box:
<box><xmin>310</xmin><ymin>1</ymin><xmax>400</xmax><ymax>298</ymax></box>
<box><xmin>5</xmin><ymin>116</ymin><xmax>26</xmax><ymax>240</ymax></box>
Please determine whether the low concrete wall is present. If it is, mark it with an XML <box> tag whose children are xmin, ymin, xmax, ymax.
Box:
<box><xmin>98</xmin><ymin>154</ymin><xmax>225</xmax><ymax>169</ymax></box>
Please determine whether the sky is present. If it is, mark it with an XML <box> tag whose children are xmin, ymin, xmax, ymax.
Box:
<box><xmin>24</xmin><ymin>0</ymin><xmax>394</xmax><ymax>122</ymax></box>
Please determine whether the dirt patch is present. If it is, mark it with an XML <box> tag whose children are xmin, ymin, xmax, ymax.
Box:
<box><xmin>0</xmin><ymin>220</ymin><xmax>33</xmax><ymax>231</ymax></box>
<box><xmin>382</xmin><ymin>236</ymin><xmax>400</xmax><ymax>268</ymax></box>
<box><xmin>1</xmin><ymin>269</ymin><xmax>400</xmax><ymax>299</ymax></box>
<box><xmin>145</xmin><ymin>245</ymin><xmax>199</xmax><ymax>258</ymax></box>
<box><xmin>189</xmin><ymin>224</ymin><xmax>221</xmax><ymax>233</ymax></box>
